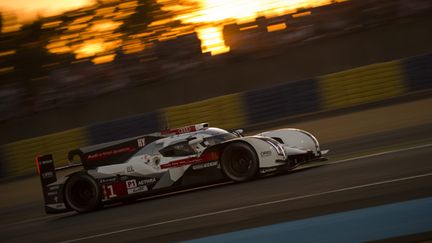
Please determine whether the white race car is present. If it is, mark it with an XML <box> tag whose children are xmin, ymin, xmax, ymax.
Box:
<box><xmin>36</xmin><ymin>123</ymin><xmax>328</xmax><ymax>213</ymax></box>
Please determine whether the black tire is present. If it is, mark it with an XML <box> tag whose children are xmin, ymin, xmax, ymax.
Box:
<box><xmin>64</xmin><ymin>173</ymin><xmax>101</xmax><ymax>213</ymax></box>
<box><xmin>221</xmin><ymin>142</ymin><xmax>259</xmax><ymax>182</ymax></box>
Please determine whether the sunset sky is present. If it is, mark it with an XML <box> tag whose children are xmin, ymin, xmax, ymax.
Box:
<box><xmin>0</xmin><ymin>0</ymin><xmax>342</xmax><ymax>57</ymax></box>
<box><xmin>0</xmin><ymin>0</ymin><xmax>96</xmax><ymax>22</ymax></box>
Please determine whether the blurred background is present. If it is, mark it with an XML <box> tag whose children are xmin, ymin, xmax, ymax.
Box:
<box><xmin>0</xmin><ymin>0</ymin><xmax>431</xmax><ymax>177</ymax></box>
<box><xmin>0</xmin><ymin>0</ymin><xmax>430</xmax><ymax>120</ymax></box>
<box><xmin>1</xmin><ymin>1</ymin><xmax>432</xmax><ymax>241</ymax></box>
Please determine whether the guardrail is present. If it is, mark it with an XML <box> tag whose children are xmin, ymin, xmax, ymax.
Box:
<box><xmin>1</xmin><ymin>52</ymin><xmax>431</xmax><ymax>180</ymax></box>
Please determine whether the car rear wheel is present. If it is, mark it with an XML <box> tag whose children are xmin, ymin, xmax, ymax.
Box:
<box><xmin>221</xmin><ymin>142</ymin><xmax>259</xmax><ymax>182</ymax></box>
<box><xmin>64</xmin><ymin>173</ymin><xmax>101</xmax><ymax>213</ymax></box>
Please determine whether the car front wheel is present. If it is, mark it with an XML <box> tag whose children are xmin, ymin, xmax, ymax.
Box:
<box><xmin>221</xmin><ymin>142</ymin><xmax>259</xmax><ymax>182</ymax></box>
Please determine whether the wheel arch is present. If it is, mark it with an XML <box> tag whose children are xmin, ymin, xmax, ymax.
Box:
<box><xmin>207</xmin><ymin>139</ymin><xmax>260</xmax><ymax>162</ymax></box>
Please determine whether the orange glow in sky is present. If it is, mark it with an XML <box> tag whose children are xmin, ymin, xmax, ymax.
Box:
<box><xmin>0</xmin><ymin>0</ymin><xmax>95</xmax><ymax>22</ymax></box>
<box><xmin>179</xmin><ymin>0</ymin><xmax>344</xmax><ymax>23</ymax></box>
<box><xmin>1</xmin><ymin>0</ymin><xmax>346</xmax><ymax>61</ymax></box>
<box><xmin>159</xmin><ymin>0</ymin><xmax>346</xmax><ymax>55</ymax></box>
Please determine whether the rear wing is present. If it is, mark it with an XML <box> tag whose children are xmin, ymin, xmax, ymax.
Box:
<box><xmin>36</xmin><ymin>155</ymin><xmax>82</xmax><ymax>182</ymax></box>
<box><xmin>36</xmin><ymin>155</ymin><xmax>79</xmax><ymax>214</ymax></box>
<box><xmin>36</xmin><ymin>155</ymin><xmax>57</xmax><ymax>186</ymax></box>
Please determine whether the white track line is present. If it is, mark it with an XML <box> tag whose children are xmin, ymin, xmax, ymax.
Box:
<box><xmin>4</xmin><ymin>182</ymin><xmax>234</xmax><ymax>227</ymax></box>
<box><xmin>7</xmin><ymin>214</ymin><xmax>71</xmax><ymax>226</ymax></box>
<box><xmin>59</xmin><ymin>172</ymin><xmax>432</xmax><ymax>243</ymax></box>
<box><xmin>327</xmin><ymin>143</ymin><xmax>432</xmax><ymax>165</ymax></box>
<box><xmin>8</xmin><ymin>143</ymin><xmax>432</xmax><ymax>229</ymax></box>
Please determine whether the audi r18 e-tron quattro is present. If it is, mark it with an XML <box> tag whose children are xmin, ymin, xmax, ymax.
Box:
<box><xmin>36</xmin><ymin>123</ymin><xmax>328</xmax><ymax>213</ymax></box>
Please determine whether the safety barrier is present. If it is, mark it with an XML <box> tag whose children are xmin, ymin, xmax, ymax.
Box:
<box><xmin>162</xmin><ymin>93</ymin><xmax>246</xmax><ymax>130</ymax></box>
<box><xmin>2</xmin><ymin>128</ymin><xmax>89</xmax><ymax>178</ymax></box>
<box><xmin>0</xmin><ymin>148</ymin><xmax>5</xmax><ymax>178</ymax></box>
<box><xmin>318</xmin><ymin>60</ymin><xmax>406</xmax><ymax>110</ymax></box>
<box><xmin>0</xmin><ymin>52</ymin><xmax>431</xmax><ymax>179</ymax></box>
<box><xmin>244</xmin><ymin>78</ymin><xmax>320</xmax><ymax>124</ymax></box>
<box><xmin>403</xmin><ymin>53</ymin><xmax>432</xmax><ymax>92</ymax></box>
<box><xmin>88</xmin><ymin>111</ymin><xmax>161</xmax><ymax>145</ymax></box>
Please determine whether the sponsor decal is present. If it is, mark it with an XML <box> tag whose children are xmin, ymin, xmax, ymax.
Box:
<box><xmin>192</xmin><ymin>161</ymin><xmax>219</xmax><ymax>170</ymax></box>
<box><xmin>160</xmin><ymin>152</ymin><xmax>219</xmax><ymax>169</ymax></box>
<box><xmin>47</xmin><ymin>191</ymin><xmax>58</xmax><ymax>196</ymax></box>
<box><xmin>137</xmin><ymin>138</ymin><xmax>146</xmax><ymax>148</ymax></box>
<box><xmin>161</xmin><ymin>125</ymin><xmax>197</xmax><ymax>135</ymax></box>
<box><xmin>127</xmin><ymin>186</ymin><xmax>147</xmax><ymax>194</ymax></box>
<box><xmin>161</xmin><ymin>157</ymin><xmax>203</xmax><ymax>169</ymax></box>
<box><xmin>102</xmin><ymin>178</ymin><xmax>157</xmax><ymax>200</ymax></box>
<box><xmin>41</xmin><ymin>171</ymin><xmax>54</xmax><ymax>179</ymax></box>
<box><xmin>49</xmin><ymin>185</ymin><xmax>60</xmax><ymax>190</ymax></box>
<box><xmin>99</xmin><ymin>177</ymin><xmax>117</xmax><ymax>184</ymax></box>
<box><xmin>87</xmin><ymin>147</ymin><xmax>137</xmax><ymax>161</ymax></box>
<box><xmin>138</xmin><ymin>178</ymin><xmax>156</xmax><ymax>186</ymax></box>
<box><xmin>126</xmin><ymin>165</ymin><xmax>135</xmax><ymax>173</ymax></box>
<box><xmin>46</xmin><ymin>185</ymin><xmax>60</xmax><ymax>202</ymax></box>
<box><xmin>36</xmin><ymin>155</ymin><xmax>56</xmax><ymax>184</ymax></box>
<box><xmin>38</xmin><ymin>159</ymin><xmax>53</xmax><ymax>165</ymax></box>
<box><xmin>126</xmin><ymin>179</ymin><xmax>137</xmax><ymax>189</ymax></box>
<box><xmin>260</xmin><ymin>150</ymin><xmax>272</xmax><ymax>157</ymax></box>
<box><xmin>125</xmin><ymin>179</ymin><xmax>154</xmax><ymax>194</ymax></box>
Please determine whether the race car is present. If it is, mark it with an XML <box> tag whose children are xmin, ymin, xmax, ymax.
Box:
<box><xmin>36</xmin><ymin>123</ymin><xmax>328</xmax><ymax>214</ymax></box>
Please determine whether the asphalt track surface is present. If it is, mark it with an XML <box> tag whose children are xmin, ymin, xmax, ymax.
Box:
<box><xmin>1</xmin><ymin>139</ymin><xmax>432</xmax><ymax>242</ymax></box>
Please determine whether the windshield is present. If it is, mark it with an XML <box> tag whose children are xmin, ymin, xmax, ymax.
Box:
<box><xmin>159</xmin><ymin>141</ymin><xmax>196</xmax><ymax>157</ymax></box>
<box><xmin>204</xmin><ymin>133</ymin><xmax>237</xmax><ymax>146</ymax></box>
<box><xmin>135</xmin><ymin>142</ymin><xmax>164</xmax><ymax>156</ymax></box>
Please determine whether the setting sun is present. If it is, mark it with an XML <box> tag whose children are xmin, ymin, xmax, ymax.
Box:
<box><xmin>196</xmin><ymin>26</ymin><xmax>230</xmax><ymax>55</ymax></box>
<box><xmin>1</xmin><ymin>0</ymin><xmax>348</xmax><ymax>61</ymax></box>
<box><xmin>160</xmin><ymin>0</ymin><xmax>347</xmax><ymax>55</ymax></box>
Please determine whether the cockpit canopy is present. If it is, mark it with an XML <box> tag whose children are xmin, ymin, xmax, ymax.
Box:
<box><xmin>146</xmin><ymin>127</ymin><xmax>238</xmax><ymax>157</ymax></box>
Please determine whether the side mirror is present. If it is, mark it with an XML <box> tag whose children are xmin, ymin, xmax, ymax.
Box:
<box><xmin>188</xmin><ymin>137</ymin><xmax>204</xmax><ymax>145</ymax></box>
<box><xmin>233</xmin><ymin>129</ymin><xmax>244</xmax><ymax>136</ymax></box>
